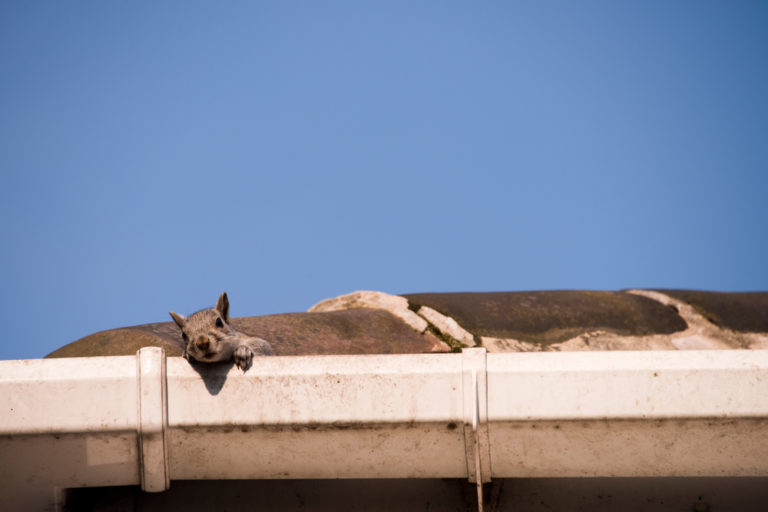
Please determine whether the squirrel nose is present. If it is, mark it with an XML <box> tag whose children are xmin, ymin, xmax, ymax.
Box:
<box><xmin>196</xmin><ymin>336</ymin><xmax>210</xmax><ymax>351</ymax></box>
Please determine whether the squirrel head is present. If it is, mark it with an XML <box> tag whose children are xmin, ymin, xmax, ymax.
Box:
<box><xmin>169</xmin><ymin>292</ymin><xmax>238</xmax><ymax>363</ymax></box>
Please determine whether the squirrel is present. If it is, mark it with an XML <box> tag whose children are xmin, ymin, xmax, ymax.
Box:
<box><xmin>169</xmin><ymin>292</ymin><xmax>274</xmax><ymax>371</ymax></box>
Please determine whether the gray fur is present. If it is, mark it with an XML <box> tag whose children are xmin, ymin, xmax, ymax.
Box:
<box><xmin>169</xmin><ymin>292</ymin><xmax>274</xmax><ymax>371</ymax></box>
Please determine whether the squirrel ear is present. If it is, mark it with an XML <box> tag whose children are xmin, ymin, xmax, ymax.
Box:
<box><xmin>169</xmin><ymin>312</ymin><xmax>186</xmax><ymax>329</ymax></box>
<box><xmin>216</xmin><ymin>292</ymin><xmax>229</xmax><ymax>322</ymax></box>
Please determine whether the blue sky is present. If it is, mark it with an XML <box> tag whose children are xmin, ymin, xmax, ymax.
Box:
<box><xmin>1</xmin><ymin>1</ymin><xmax>766</xmax><ymax>360</ymax></box>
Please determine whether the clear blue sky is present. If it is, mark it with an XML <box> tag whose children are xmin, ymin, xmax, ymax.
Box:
<box><xmin>1</xmin><ymin>2</ymin><xmax>766</xmax><ymax>360</ymax></box>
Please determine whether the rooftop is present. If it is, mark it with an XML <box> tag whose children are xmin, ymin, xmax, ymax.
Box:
<box><xmin>48</xmin><ymin>289</ymin><xmax>768</xmax><ymax>358</ymax></box>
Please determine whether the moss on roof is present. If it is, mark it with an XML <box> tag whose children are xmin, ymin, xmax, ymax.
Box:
<box><xmin>403</xmin><ymin>291</ymin><xmax>688</xmax><ymax>345</ymax></box>
<box><xmin>655</xmin><ymin>290</ymin><xmax>768</xmax><ymax>333</ymax></box>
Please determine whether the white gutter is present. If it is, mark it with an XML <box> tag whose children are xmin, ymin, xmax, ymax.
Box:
<box><xmin>2</xmin><ymin>348</ymin><xmax>768</xmax><ymax>511</ymax></box>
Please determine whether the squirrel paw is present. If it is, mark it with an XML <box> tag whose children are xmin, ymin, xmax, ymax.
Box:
<box><xmin>234</xmin><ymin>345</ymin><xmax>253</xmax><ymax>372</ymax></box>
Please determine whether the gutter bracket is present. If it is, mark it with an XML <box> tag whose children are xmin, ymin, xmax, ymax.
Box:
<box><xmin>136</xmin><ymin>347</ymin><xmax>170</xmax><ymax>492</ymax></box>
<box><xmin>462</xmin><ymin>347</ymin><xmax>491</xmax><ymax>510</ymax></box>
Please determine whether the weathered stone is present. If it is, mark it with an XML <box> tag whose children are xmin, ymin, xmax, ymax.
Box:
<box><xmin>481</xmin><ymin>337</ymin><xmax>541</xmax><ymax>352</ymax></box>
<box><xmin>404</xmin><ymin>291</ymin><xmax>688</xmax><ymax>345</ymax></box>
<box><xmin>654</xmin><ymin>290</ymin><xmax>768</xmax><ymax>333</ymax></box>
<box><xmin>309</xmin><ymin>290</ymin><xmax>428</xmax><ymax>333</ymax></box>
<box><xmin>628</xmin><ymin>290</ymin><xmax>767</xmax><ymax>349</ymax></box>
<box><xmin>416</xmin><ymin>306</ymin><xmax>476</xmax><ymax>347</ymax></box>
<box><xmin>482</xmin><ymin>290</ymin><xmax>768</xmax><ymax>353</ymax></box>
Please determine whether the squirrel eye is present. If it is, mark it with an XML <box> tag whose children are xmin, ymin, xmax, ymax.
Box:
<box><xmin>216</xmin><ymin>317</ymin><xmax>224</xmax><ymax>328</ymax></box>
<box><xmin>181</xmin><ymin>332</ymin><xmax>188</xmax><ymax>342</ymax></box>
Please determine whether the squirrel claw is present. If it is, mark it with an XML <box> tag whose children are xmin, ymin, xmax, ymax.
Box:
<box><xmin>234</xmin><ymin>345</ymin><xmax>253</xmax><ymax>372</ymax></box>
